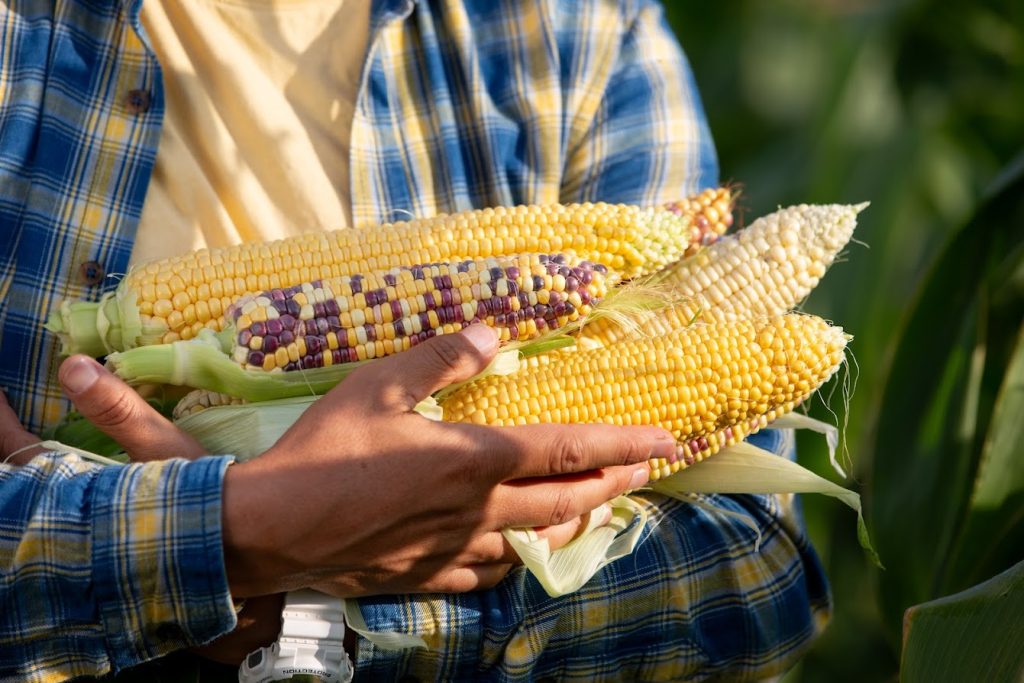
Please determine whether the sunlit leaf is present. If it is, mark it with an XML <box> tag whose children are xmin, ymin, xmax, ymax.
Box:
<box><xmin>901</xmin><ymin>559</ymin><xmax>1024</xmax><ymax>682</ymax></box>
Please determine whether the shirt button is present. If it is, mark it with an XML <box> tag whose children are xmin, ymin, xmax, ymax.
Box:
<box><xmin>79</xmin><ymin>261</ymin><xmax>105</xmax><ymax>286</ymax></box>
<box><xmin>125</xmin><ymin>88</ymin><xmax>152</xmax><ymax>114</ymax></box>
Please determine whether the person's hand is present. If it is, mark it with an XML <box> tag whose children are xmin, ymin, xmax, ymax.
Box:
<box><xmin>0</xmin><ymin>356</ymin><xmax>208</xmax><ymax>464</ymax></box>
<box><xmin>222</xmin><ymin>324</ymin><xmax>674</xmax><ymax>598</ymax></box>
<box><xmin>0</xmin><ymin>358</ymin><xmax>284</xmax><ymax>663</ymax></box>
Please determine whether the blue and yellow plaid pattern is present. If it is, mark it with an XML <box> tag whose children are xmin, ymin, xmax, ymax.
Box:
<box><xmin>1</xmin><ymin>0</ymin><xmax>829</xmax><ymax>680</ymax></box>
<box><xmin>0</xmin><ymin>453</ymin><xmax>235</xmax><ymax>682</ymax></box>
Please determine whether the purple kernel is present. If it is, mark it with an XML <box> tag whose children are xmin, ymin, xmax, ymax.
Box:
<box><xmin>313</xmin><ymin>302</ymin><xmax>326</xmax><ymax>318</ymax></box>
<box><xmin>306</xmin><ymin>336</ymin><xmax>321</xmax><ymax>355</ymax></box>
<box><xmin>506</xmin><ymin>266</ymin><xmax>520</xmax><ymax>280</ymax></box>
<box><xmin>411</xmin><ymin>266</ymin><xmax>424</xmax><ymax>280</ymax></box>
<box><xmin>279</xmin><ymin>314</ymin><xmax>296</xmax><ymax>330</ymax></box>
<box><xmin>558</xmin><ymin>266</ymin><xmax>571</xmax><ymax>278</ymax></box>
<box><xmin>272</xmin><ymin>300</ymin><xmax>289</xmax><ymax>314</ymax></box>
<box><xmin>552</xmin><ymin>254</ymin><xmax>566</xmax><ymax>264</ymax></box>
<box><xmin>501</xmin><ymin>297</ymin><xmax>512</xmax><ymax>314</ymax></box>
<box><xmin>346</xmin><ymin>348</ymin><xmax>358</xmax><ymax>363</ymax></box>
<box><xmin>441</xmin><ymin>275</ymin><xmax>452</xmax><ymax>289</ymax></box>
<box><xmin>538</xmin><ymin>254</ymin><xmax>550</xmax><ymax>263</ymax></box>
<box><xmin>507</xmin><ymin>280</ymin><xmax>519</xmax><ymax>297</ymax></box>
<box><xmin>325</xmin><ymin>299</ymin><xmax>340</xmax><ymax>316</ymax></box>
<box><xmin>565</xmin><ymin>276</ymin><xmax>580</xmax><ymax>291</ymax></box>
<box><xmin>594</xmin><ymin>264</ymin><xmax>608</xmax><ymax>273</ymax></box>
<box><xmin>271</xmin><ymin>289</ymin><xmax>287</xmax><ymax>301</ymax></box>
<box><xmin>553</xmin><ymin>302</ymin><xmax>567</xmax><ymax>316</ymax></box>
<box><xmin>384</xmin><ymin>273</ymin><xmax>397</xmax><ymax>287</ymax></box>
<box><xmin>546</xmin><ymin>263</ymin><xmax>559</xmax><ymax>275</ymax></box>
<box><xmin>420</xmin><ymin>311</ymin><xmax>432</xmax><ymax>329</ymax></box>
<box><xmin>280</xmin><ymin>330</ymin><xmax>295</xmax><ymax>346</ymax></box>
<box><xmin>237</xmin><ymin>329</ymin><xmax>252</xmax><ymax>347</ymax></box>
<box><xmin>350</xmin><ymin>277</ymin><xmax>363</xmax><ymax>294</ymax></box>
<box><xmin>316</xmin><ymin>318</ymin><xmax>330</xmax><ymax>335</ymax></box>
<box><xmin>250</xmin><ymin>321</ymin><xmax>266</xmax><ymax>337</ymax></box>
<box><xmin>327</xmin><ymin>315</ymin><xmax>341</xmax><ymax>331</ymax></box>
<box><xmin>532</xmin><ymin>275</ymin><xmax>545</xmax><ymax>291</ymax></box>
<box><xmin>489</xmin><ymin>267</ymin><xmax>503</xmax><ymax>281</ymax></box>
<box><xmin>581</xmin><ymin>270</ymin><xmax>593</xmax><ymax>285</ymax></box>
<box><xmin>263</xmin><ymin>336</ymin><xmax>279</xmax><ymax>353</ymax></box>
<box><xmin>477</xmin><ymin>302</ymin><xmax>487</xmax><ymax>319</ymax></box>
<box><xmin>441</xmin><ymin>289</ymin><xmax>452</xmax><ymax>307</ymax></box>
<box><xmin>365</xmin><ymin>325</ymin><xmax>377</xmax><ymax>341</ymax></box>
<box><xmin>332</xmin><ymin>349</ymin><xmax>344</xmax><ymax>364</ymax></box>
<box><xmin>247</xmin><ymin>350</ymin><xmax>265</xmax><ymax>366</ymax></box>
<box><xmin>547</xmin><ymin>292</ymin><xmax>561</xmax><ymax>305</ymax></box>
<box><xmin>432</xmin><ymin>276</ymin><xmax>445</xmax><ymax>290</ymax></box>
<box><xmin>523</xmin><ymin>305</ymin><xmax>535</xmax><ymax>319</ymax></box>
<box><xmin>390</xmin><ymin>300</ymin><xmax>403</xmax><ymax>319</ymax></box>
<box><xmin>286</xmin><ymin>300</ymin><xmax>301</xmax><ymax>317</ymax></box>
<box><xmin>284</xmin><ymin>361</ymin><xmax>299</xmax><ymax>372</ymax></box>
<box><xmin>579</xmin><ymin>291</ymin><xmax>592</xmax><ymax>305</ymax></box>
<box><xmin>535</xmin><ymin>304</ymin><xmax>549</xmax><ymax>318</ymax></box>
<box><xmin>508</xmin><ymin>324</ymin><xmax>519</xmax><ymax>339</ymax></box>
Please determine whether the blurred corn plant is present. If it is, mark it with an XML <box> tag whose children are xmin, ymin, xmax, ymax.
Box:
<box><xmin>666</xmin><ymin>0</ymin><xmax>1024</xmax><ymax>680</ymax></box>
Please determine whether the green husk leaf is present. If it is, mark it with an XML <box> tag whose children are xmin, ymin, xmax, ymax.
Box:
<box><xmin>502</xmin><ymin>496</ymin><xmax>647</xmax><ymax>598</ymax></box>
<box><xmin>174</xmin><ymin>395</ymin><xmax>442</xmax><ymax>461</ymax></box>
<box><xmin>771</xmin><ymin>412</ymin><xmax>845</xmax><ymax>477</ymax></box>
<box><xmin>108</xmin><ymin>331</ymin><xmax>369</xmax><ymax>400</ymax></box>
<box><xmin>650</xmin><ymin>441</ymin><xmax>882</xmax><ymax>568</ymax></box>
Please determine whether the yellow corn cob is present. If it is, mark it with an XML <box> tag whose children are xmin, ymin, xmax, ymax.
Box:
<box><xmin>46</xmin><ymin>193</ymin><xmax>733</xmax><ymax>357</ymax></box>
<box><xmin>440</xmin><ymin>314</ymin><xmax>848</xmax><ymax>480</ymax></box>
<box><xmin>579</xmin><ymin>203</ymin><xmax>865</xmax><ymax>348</ymax></box>
<box><xmin>173</xmin><ymin>389</ymin><xmax>245</xmax><ymax>420</ymax></box>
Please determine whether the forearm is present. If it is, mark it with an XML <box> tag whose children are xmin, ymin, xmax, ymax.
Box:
<box><xmin>0</xmin><ymin>452</ymin><xmax>237</xmax><ymax>680</ymax></box>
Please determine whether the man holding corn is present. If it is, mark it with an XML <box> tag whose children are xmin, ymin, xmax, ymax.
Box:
<box><xmin>0</xmin><ymin>0</ymin><xmax>830</xmax><ymax>681</ymax></box>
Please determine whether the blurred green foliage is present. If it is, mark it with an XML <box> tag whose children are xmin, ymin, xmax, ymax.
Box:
<box><xmin>664</xmin><ymin>1</ymin><xmax>1024</xmax><ymax>680</ymax></box>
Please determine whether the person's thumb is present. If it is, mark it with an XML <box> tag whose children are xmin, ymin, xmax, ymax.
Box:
<box><xmin>349</xmin><ymin>323</ymin><xmax>499</xmax><ymax>411</ymax></box>
<box><xmin>59</xmin><ymin>355</ymin><xmax>206</xmax><ymax>462</ymax></box>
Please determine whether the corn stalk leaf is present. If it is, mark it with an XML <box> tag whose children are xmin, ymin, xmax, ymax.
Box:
<box><xmin>901</xmin><ymin>558</ymin><xmax>1024</xmax><ymax>682</ymax></box>
<box><xmin>868</xmin><ymin>154</ymin><xmax>1024</xmax><ymax>630</ymax></box>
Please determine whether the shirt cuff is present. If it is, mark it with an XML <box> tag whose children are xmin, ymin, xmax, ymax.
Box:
<box><xmin>89</xmin><ymin>455</ymin><xmax>238</xmax><ymax>670</ymax></box>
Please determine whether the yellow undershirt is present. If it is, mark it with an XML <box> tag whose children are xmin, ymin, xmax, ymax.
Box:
<box><xmin>131</xmin><ymin>0</ymin><xmax>370</xmax><ymax>267</ymax></box>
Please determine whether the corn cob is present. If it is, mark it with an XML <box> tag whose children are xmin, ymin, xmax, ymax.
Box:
<box><xmin>440</xmin><ymin>314</ymin><xmax>848</xmax><ymax>480</ymax></box>
<box><xmin>227</xmin><ymin>254</ymin><xmax>608</xmax><ymax>371</ymax></box>
<box><xmin>46</xmin><ymin>193</ymin><xmax>733</xmax><ymax>357</ymax></box>
<box><xmin>173</xmin><ymin>388</ymin><xmax>245</xmax><ymax>420</ymax></box>
<box><xmin>578</xmin><ymin>203</ymin><xmax>865</xmax><ymax>347</ymax></box>
<box><xmin>105</xmin><ymin>253</ymin><xmax>603</xmax><ymax>397</ymax></box>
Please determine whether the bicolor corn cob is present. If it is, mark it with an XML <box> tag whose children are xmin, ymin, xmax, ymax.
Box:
<box><xmin>440</xmin><ymin>314</ymin><xmax>848</xmax><ymax>480</ymax></box>
<box><xmin>46</xmin><ymin>193</ymin><xmax>733</xmax><ymax>357</ymax></box>
<box><xmin>578</xmin><ymin>203</ymin><xmax>865</xmax><ymax>347</ymax></box>
<box><xmin>227</xmin><ymin>254</ymin><xmax>609</xmax><ymax>371</ymax></box>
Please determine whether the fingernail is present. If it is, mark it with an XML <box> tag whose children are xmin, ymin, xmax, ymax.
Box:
<box><xmin>461</xmin><ymin>323</ymin><xmax>498</xmax><ymax>353</ymax></box>
<box><xmin>629</xmin><ymin>466</ymin><xmax>650</xmax><ymax>490</ymax></box>
<box><xmin>61</xmin><ymin>357</ymin><xmax>101</xmax><ymax>395</ymax></box>
<box><xmin>595</xmin><ymin>503</ymin><xmax>613</xmax><ymax>526</ymax></box>
<box><xmin>649</xmin><ymin>432</ymin><xmax>678</xmax><ymax>459</ymax></box>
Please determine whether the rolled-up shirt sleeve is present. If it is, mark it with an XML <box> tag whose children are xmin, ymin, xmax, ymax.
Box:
<box><xmin>0</xmin><ymin>453</ymin><xmax>238</xmax><ymax>681</ymax></box>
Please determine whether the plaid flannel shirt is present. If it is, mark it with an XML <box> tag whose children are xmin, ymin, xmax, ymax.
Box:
<box><xmin>0</xmin><ymin>0</ymin><xmax>830</xmax><ymax>680</ymax></box>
